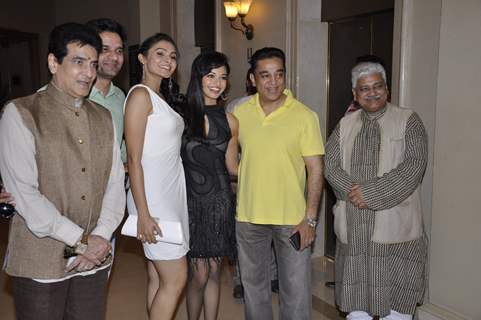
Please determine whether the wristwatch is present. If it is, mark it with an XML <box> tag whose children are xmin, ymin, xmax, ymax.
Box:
<box><xmin>305</xmin><ymin>217</ymin><xmax>317</xmax><ymax>228</ymax></box>
<box><xmin>64</xmin><ymin>234</ymin><xmax>88</xmax><ymax>259</ymax></box>
<box><xmin>74</xmin><ymin>239</ymin><xmax>88</xmax><ymax>255</ymax></box>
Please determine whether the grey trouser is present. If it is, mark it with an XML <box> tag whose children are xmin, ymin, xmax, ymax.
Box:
<box><xmin>234</xmin><ymin>244</ymin><xmax>278</xmax><ymax>286</ymax></box>
<box><xmin>11</xmin><ymin>269</ymin><xmax>109</xmax><ymax>320</ymax></box>
<box><xmin>236</xmin><ymin>221</ymin><xmax>312</xmax><ymax>320</ymax></box>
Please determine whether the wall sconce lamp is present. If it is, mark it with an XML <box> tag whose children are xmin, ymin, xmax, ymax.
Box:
<box><xmin>224</xmin><ymin>1</ymin><xmax>254</xmax><ymax>40</ymax></box>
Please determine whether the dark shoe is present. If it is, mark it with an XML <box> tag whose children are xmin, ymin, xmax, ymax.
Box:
<box><xmin>325</xmin><ymin>281</ymin><xmax>335</xmax><ymax>288</ymax></box>
<box><xmin>233</xmin><ymin>284</ymin><xmax>244</xmax><ymax>299</ymax></box>
<box><xmin>271</xmin><ymin>279</ymin><xmax>279</xmax><ymax>293</ymax></box>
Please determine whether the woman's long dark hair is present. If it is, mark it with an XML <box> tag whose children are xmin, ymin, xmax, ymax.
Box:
<box><xmin>138</xmin><ymin>33</ymin><xmax>185</xmax><ymax>114</ymax></box>
<box><xmin>185</xmin><ymin>51</ymin><xmax>230</xmax><ymax>138</ymax></box>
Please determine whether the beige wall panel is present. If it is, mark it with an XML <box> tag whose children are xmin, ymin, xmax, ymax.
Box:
<box><xmin>428</xmin><ymin>0</ymin><xmax>481</xmax><ymax>318</ymax></box>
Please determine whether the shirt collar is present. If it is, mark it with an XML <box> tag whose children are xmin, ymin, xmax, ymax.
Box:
<box><xmin>90</xmin><ymin>82</ymin><xmax>117</xmax><ymax>98</ymax></box>
<box><xmin>361</xmin><ymin>103</ymin><xmax>388</xmax><ymax>121</ymax></box>
<box><xmin>250</xmin><ymin>88</ymin><xmax>294</xmax><ymax>109</ymax></box>
<box><xmin>47</xmin><ymin>81</ymin><xmax>84</xmax><ymax>109</ymax></box>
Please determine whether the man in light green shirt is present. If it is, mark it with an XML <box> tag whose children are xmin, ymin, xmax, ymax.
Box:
<box><xmin>89</xmin><ymin>83</ymin><xmax>126</xmax><ymax>163</ymax></box>
<box><xmin>86</xmin><ymin>18</ymin><xmax>127</xmax><ymax>165</ymax></box>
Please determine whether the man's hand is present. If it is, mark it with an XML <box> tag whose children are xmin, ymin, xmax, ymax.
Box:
<box><xmin>0</xmin><ymin>187</ymin><xmax>15</xmax><ymax>205</ymax></box>
<box><xmin>65</xmin><ymin>255</ymin><xmax>97</xmax><ymax>273</ymax></box>
<box><xmin>292</xmin><ymin>219</ymin><xmax>316</xmax><ymax>251</ymax></box>
<box><xmin>83</xmin><ymin>235</ymin><xmax>112</xmax><ymax>265</ymax></box>
<box><xmin>349</xmin><ymin>184</ymin><xmax>368</xmax><ymax>208</ymax></box>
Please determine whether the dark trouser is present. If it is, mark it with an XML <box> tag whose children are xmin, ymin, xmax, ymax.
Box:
<box><xmin>11</xmin><ymin>269</ymin><xmax>109</xmax><ymax>320</ymax></box>
<box><xmin>237</xmin><ymin>222</ymin><xmax>312</xmax><ymax>320</ymax></box>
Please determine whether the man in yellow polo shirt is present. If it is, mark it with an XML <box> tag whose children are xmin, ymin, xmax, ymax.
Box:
<box><xmin>233</xmin><ymin>47</ymin><xmax>324</xmax><ymax>320</ymax></box>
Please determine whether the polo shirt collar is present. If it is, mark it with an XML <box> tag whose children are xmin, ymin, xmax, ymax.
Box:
<box><xmin>251</xmin><ymin>89</ymin><xmax>294</xmax><ymax>109</ymax></box>
<box><xmin>282</xmin><ymin>89</ymin><xmax>295</xmax><ymax>108</ymax></box>
<box><xmin>252</xmin><ymin>89</ymin><xmax>294</xmax><ymax>119</ymax></box>
<box><xmin>90</xmin><ymin>82</ymin><xmax>117</xmax><ymax>98</ymax></box>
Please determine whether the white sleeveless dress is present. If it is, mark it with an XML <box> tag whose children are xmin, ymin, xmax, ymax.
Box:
<box><xmin>125</xmin><ymin>84</ymin><xmax>189</xmax><ymax>260</ymax></box>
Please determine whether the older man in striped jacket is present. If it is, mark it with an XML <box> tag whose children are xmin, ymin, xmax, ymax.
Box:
<box><xmin>325</xmin><ymin>62</ymin><xmax>428</xmax><ymax>320</ymax></box>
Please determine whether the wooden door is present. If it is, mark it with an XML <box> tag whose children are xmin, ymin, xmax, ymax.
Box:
<box><xmin>324</xmin><ymin>11</ymin><xmax>394</xmax><ymax>258</ymax></box>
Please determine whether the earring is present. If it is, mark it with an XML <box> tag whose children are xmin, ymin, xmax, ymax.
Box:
<box><xmin>168</xmin><ymin>78</ymin><xmax>173</xmax><ymax>91</ymax></box>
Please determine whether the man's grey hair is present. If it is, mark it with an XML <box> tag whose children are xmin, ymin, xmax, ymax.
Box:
<box><xmin>351</xmin><ymin>62</ymin><xmax>387</xmax><ymax>88</ymax></box>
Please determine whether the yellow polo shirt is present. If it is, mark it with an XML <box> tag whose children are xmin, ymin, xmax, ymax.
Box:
<box><xmin>234</xmin><ymin>90</ymin><xmax>324</xmax><ymax>225</ymax></box>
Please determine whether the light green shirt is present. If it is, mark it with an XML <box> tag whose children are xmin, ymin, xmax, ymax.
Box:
<box><xmin>89</xmin><ymin>83</ymin><xmax>126</xmax><ymax>163</ymax></box>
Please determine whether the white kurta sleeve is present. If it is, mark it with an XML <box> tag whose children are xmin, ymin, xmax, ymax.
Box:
<box><xmin>0</xmin><ymin>103</ymin><xmax>83</xmax><ymax>246</ymax></box>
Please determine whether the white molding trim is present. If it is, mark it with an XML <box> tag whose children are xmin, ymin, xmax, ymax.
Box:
<box><xmin>398</xmin><ymin>0</ymin><xmax>413</xmax><ymax>107</ymax></box>
<box><xmin>215</xmin><ymin>0</ymin><xmax>222</xmax><ymax>52</ymax></box>
<box><xmin>285</xmin><ymin>0</ymin><xmax>298</xmax><ymax>96</ymax></box>
<box><xmin>417</xmin><ymin>303</ymin><xmax>469</xmax><ymax>320</ymax></box>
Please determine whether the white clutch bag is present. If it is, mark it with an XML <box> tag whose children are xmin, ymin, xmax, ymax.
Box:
<box><xmin>121</xmin><ymin>215</ymin><xmax>184</xmax><ymax>245</ymax></box>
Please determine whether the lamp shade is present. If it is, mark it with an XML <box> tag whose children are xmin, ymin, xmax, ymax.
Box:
<box><xmin>224</xmin><ymin>2</ymin><xmax>239</xmax><ymax>18</ymax></box>
<box><xmin>238</xmin><ymin>0</ymin><xmax>252</xmax><ymax>16</ymax></box>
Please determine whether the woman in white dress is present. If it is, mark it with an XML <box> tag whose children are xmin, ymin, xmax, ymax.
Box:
<box><xmin>124</xmin><ymin>33</ymin><xmax>189</xmax><ymax>320</ymax></box>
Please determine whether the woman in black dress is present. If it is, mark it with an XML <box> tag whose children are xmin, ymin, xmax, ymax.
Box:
<box><xmin>181</xmin><ymin>52</ymin><xmax>238</xmax><ymax>320</ymax></box>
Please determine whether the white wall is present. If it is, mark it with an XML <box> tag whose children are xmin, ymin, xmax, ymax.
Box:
<box><xmin>296</xmin><ymin>0</ymin><xmax>328</xmax><ymax>256</ymax></box>
<box><xmin>395</xmin><ymin>0</ymin><xmax>441</xmax><ymax>252</ymax></box>
<box><xmin>427</xmin><ymin>0</ymin><xmax>481</xmax><ymax>318</ymax></box>
<box><xmin>397</xmin><ymin>0</ymin><xmax>481</xmax><ymax>319</ymax></box>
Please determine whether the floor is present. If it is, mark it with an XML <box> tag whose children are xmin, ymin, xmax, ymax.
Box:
<box><xmin>0</xmin><ymin>221</ymin><xmax>341</xmax><ymax>319</ymax></box>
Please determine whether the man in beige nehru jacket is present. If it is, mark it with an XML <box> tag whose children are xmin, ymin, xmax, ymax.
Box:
<box><xmin>0</xmin><ymin>22</ymin><xmax>125</xmax><ymax>320</ymax></box>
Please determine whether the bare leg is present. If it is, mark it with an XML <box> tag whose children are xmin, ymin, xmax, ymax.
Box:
<box><xmin>186</xmin><ymin>260</ymin><xmax>209</xmax><ymax>320</ymax></box>
<box><xmin>186</xmin><ymin>258</ymin><xmax>222</xmax><ymax>320</ymax></box>
<box><xmin>149</xmin><ymin>257</ymin><xmax>188</xmax><ymax>320</ymax></box>
<box><xmin>146</xmin><ymin>261</ymin><xmax>159</xmax><ymax>312</ymax></box>
<box><xmin>202</xmin><ymin>259</ymin><xmax>222</xmax><ymax>320</ymax></box>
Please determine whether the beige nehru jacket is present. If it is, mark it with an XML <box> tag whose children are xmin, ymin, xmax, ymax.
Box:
<box><xmin>0</xmin><ymin>84</ymin><xmax>125</xmax><ymax>279</ymax></box>
<box><xmin>333</xmin><ymin>104</ymin><xmax>423</xmax><ymax>244</ymax></box>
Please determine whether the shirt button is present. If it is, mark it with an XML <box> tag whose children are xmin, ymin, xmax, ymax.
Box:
<box><xmin>81</xmin><ymin>168</ymin><xmax>86</xmax><ymax>172</ymax></box>
<box><xmin>81</xmin><ymin>195</ymin><xmax>86</xmax><ymax>200</ymax></box>
<box><xmin>78</xmin><ymin>139</ymin><xmax>84</xmax><ymax>144</ymax></box>
<box><xmin>75</xmin><ymin>111</ymin><xmax>80</xmax><ymax>116</ymax></box>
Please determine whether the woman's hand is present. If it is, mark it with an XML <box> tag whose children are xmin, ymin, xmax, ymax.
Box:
<box><xmin>137</xmin><ymin>214</ymin><xmax>162</xmax><ymax>244</ymax></box>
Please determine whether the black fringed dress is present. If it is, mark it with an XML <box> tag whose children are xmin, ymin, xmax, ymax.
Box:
<box><xmin>181</xmin><ymin>105</ymin><xmax>236</xmax><ymax>263</ymax></box>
